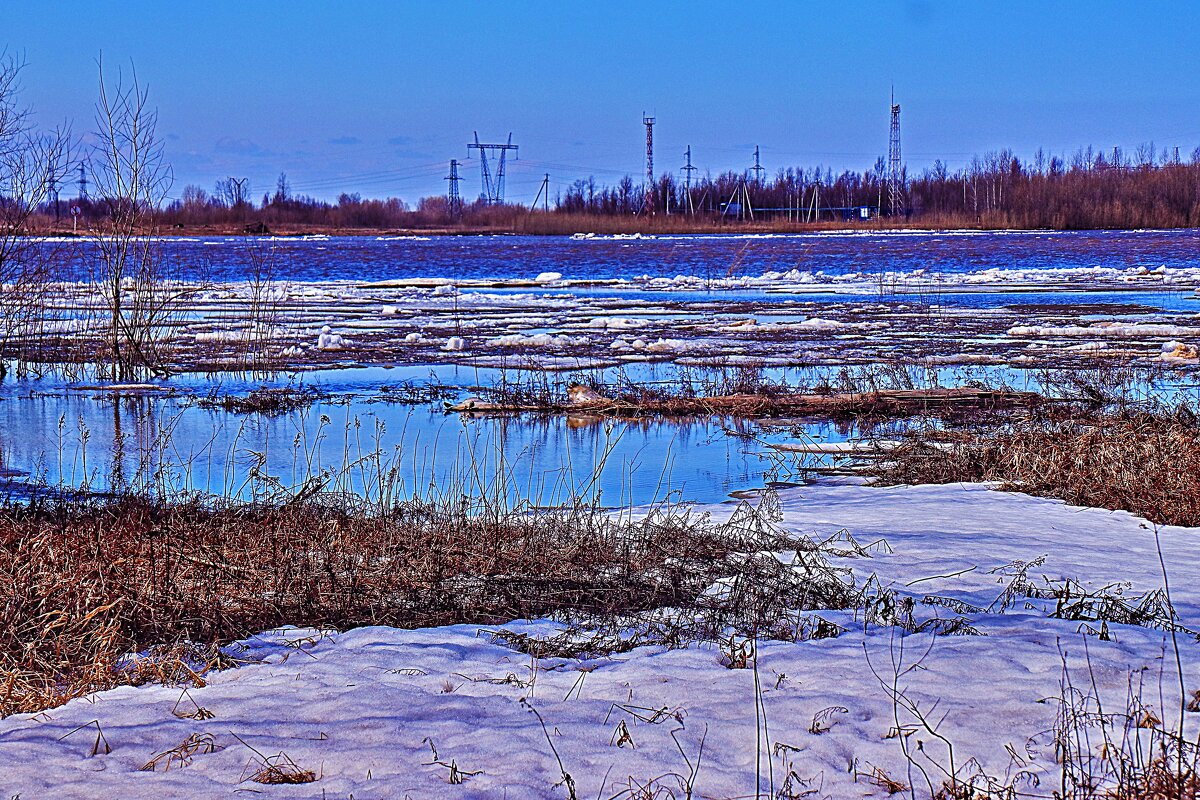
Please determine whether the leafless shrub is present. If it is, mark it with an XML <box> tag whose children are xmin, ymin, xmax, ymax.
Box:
<box><xmin>0</xmin><ymin>52</ymin><xmax>73</xmax><ymax>375</ymax></box>
<box><xmin>89</xmin><ymin>58</ymin><xmax>193</xmax><ymax>379</ymax></box>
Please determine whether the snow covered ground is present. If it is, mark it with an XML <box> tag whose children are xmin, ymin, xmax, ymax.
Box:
<box><xmin>2</xmin><ymin>481</ymin><xmax>1197</xmax><ymax>798</ymax></box>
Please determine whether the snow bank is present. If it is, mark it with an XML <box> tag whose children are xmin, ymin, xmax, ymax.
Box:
<box><xmin>4</xmin><ymin>482</ymin><xmax>1198</xmax><ymax>798</ymax></box>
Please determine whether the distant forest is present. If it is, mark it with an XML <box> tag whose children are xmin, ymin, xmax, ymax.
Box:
<box><xmin>36</xmin><ymin>144</ymin><xmax>1200</xmax><ymax>233</ymax></box>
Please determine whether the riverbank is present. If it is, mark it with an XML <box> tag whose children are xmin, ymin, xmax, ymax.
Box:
<box><xmin>2</xmin><ymin>480</ymin><xmax>1195</xmax><ymax>798</ymax></box>
<box><xmin>26</xmin><ymin>217</ymin><xmax>1198</xmax><ymax>239</ymax></box>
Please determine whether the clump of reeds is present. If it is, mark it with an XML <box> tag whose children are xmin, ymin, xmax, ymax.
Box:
<box><xmin>196</xmin><ymin>386</ymin><xmax>325</xmax><ymax>415</ymax></box>
<box><xmin>867</xmin><ymin>404</ymin><xmax>1200</xmax><ymax>527</ymax></box>
<box><xmin>375</xmin><ymin>380</ymin><xmax>458</xmax><ymax>404</ymax></box>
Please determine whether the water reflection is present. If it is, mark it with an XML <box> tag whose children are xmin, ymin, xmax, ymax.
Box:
<box><xmin>0</xmin><ymin>389</ymin><xmax>867</xmax><ymax>505</ymax></box>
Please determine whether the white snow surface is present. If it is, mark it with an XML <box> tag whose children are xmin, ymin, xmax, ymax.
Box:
<box><xmin>3</xmin><ymin>481</ymin><xmax>1199</xmax><ymax>798</ymax></box>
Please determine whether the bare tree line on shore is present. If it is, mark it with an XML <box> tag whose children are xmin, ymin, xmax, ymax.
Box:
<box><xmin>139</xmin><ymin>141</ymin><xmax>1200</xmax><ymax>233</ymax></box>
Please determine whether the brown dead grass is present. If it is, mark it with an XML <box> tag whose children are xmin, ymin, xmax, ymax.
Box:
<box><xmin>0</xmin><ymin>491</ymin><xmax>813</xmax><ymax>716</ymax></box>
<box><xmin>868</xmin><ymin>407</ymin><xmax>1200</xmax><ymax>527</ymax></box>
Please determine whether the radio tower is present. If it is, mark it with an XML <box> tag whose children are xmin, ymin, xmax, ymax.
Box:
<box><xmin>467</xmin><ymin>132</ymin><xmax>518</xmax><ymax>205</ymax></box>
<box><xmin>642</xmin><ymin>114</ymin><xmax>656</xmax><ymax>214</ymax></box>
<box><xmin>887</xmin><ymin>89</ymin><xmax>904</xmax><ymax>216</ymax></box>
<box><xmin>445</xmin><ymin>159</ymin><xmax>463</xmax><ymax>216</ymax></box>
<box><xmin>681</xmin><ymin>145</ymin><xmax>697</xmax><ymax>215</ymax></box>
<box><xmin>77</xmin><ymin>162</ymin><xmax>88</xmax><ymax>201</ymax></box>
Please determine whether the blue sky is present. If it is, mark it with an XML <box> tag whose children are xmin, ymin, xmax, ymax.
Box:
<box><xmin>6</xmin><ymin>1</ymin><xmax>1199</xmax><ymax>204</ymax></box>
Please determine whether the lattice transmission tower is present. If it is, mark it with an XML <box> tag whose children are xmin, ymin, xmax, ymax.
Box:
<box><xmin>681</xmin><ymin>145</ymin><xmax>697</xmax><ymax>215</ymax></box>
<box><xmin>887</xmin><ymin>90</ymin><xmax>904</xmax><ymax>216</ymax></box>
<box><xmin>750</xmin><ymin>145</ymin><xmax>765</xmax><ymax>185</ymax></box>
<box><xmin>468</xmin><ymin>132</ymin><xmax>518</xmax><ymax>205</ymax></box>
<box><xmin>445</xmin><ymin>159</ymin><xmax>463</xmax><ymax>216</ymax></box>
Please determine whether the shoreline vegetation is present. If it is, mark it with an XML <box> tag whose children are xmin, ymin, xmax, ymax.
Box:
<box><xmin>24</xmin><ymin>141</ymin><xmax>1200</xmax><ymax>237</ymax></box>
<box><xmin>19</xmin><ymin>216</ymin><xmax>1200</xmax><ymax>238</ymax></box>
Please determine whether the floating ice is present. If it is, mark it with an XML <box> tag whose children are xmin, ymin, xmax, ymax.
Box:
<box><xmin>316</xmin><ymin>325</ymin><xmax>347</xmax><ymax>350</ymax></box>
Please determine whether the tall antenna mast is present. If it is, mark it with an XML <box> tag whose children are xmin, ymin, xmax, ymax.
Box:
<box><xmin>887</xmin><ymin>88</ymin><xmax>904</xmax><ymax>216</ymax></box>
<box><xmin>445</xmin><ymin>159</ymin><xmax>463</xmax><ymax>216</ymax></box>
<box><xmin>467</xmin><ymin>132</ymin><xmax>519</xmax><ymax>204</ymax></box>
<box><xmin>642</xmin><ymin>113</ymin><xmax>656</xmax><ymax>214</ymax></box>
<box><xmin>681</xmin><ymin>145</ymin><xmax>697</xmax><ymax>215</ymax></box>
<box><xmin>78</xmin><ymin>162</ymin><xmax>88</xmax><ymax>201</ymax></box>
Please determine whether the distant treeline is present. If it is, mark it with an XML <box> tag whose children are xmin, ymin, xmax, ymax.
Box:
<box><xmin>32</xmin><ymin>144</ymin><xmax>1200</xmax><ymax>233</ymax></box>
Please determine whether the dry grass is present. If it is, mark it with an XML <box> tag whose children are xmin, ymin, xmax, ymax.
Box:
<box><xmin>0</xmin><ymin>487</ymin><xmax>840</xmax><ymax>717</ymax></box>
<box><xmin>472</xmin><ymin>365</ymin><xmax>1040</xmax><ymax>421</ymax></box>
<box><xmin>196</xmin><ymin>386</ymin><xmax>325</xmax><ymax>415</ymax></box>
<box><xmin>868</xmin><ymin>406</ymin><xmax>1200</xmax><ymax>527</ymax></box>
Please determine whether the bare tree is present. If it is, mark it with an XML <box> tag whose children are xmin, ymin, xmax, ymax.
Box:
<box><xmin>89</xmin><ymin>58</ymin><xmax>182</xmax><ymax>379</ymax></box>
<box><xmin>0</xmin><ymin>52</ymin><xmax>73</xmax><ymax>376</ymax></box>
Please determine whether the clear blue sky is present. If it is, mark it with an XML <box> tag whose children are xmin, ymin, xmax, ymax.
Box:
<box><xmin>6</xmin><ymin>1</ymin><xmax>1199</xmax><ymax>204</ymax></box>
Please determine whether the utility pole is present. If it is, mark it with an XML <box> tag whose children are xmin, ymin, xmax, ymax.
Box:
<box><xmin>531</xmin><ymin>172</ymin><xmax>550</xmax><ymax>212</ymax></box>
<box><xmin>887</xmin><ymin>89</ymin><xmax>904</xmax><ymax>216</ymax></box>
<box><xmin>445</xmin><ymin>159</ymin><xmax>463</xmax><ymax>216</ymax></box>
<box><xmin>50</xmin><ymin>176</ymin><xmax>60</xmax><ymax>221</ymax></box>
<box><xmin>681</xmin><ymin>145</ymin><xmax>697</xmax><ymax>215</ymax></box>
<box><xmin>750</xmin><ymin>145</ymin><xmax>765</xmax><ymax>186</ymax></box>
<box><xmin>467</xmin><ymin>132</ymin><xmax>519</xmax><ymax>205</ymax></box>
<box><xmin>642</xmin><ymin>114</ymin><xmax>656</xmax><ymax>214</ymax></box>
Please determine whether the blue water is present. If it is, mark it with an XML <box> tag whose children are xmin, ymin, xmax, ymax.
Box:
<box><xmin>10</xmin><ymin>229</ymin><xmax>1199</xmax><ymax>504</ymax></box>
<box><xmin>38</xmin><ymin>228</ymin><xmax>1200</xmax><ymax>284</ymax></box>
<box><xmin>0</xmin><ymin>373</ymin><xmax>888</xmax><ymax>505</ymax></box>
